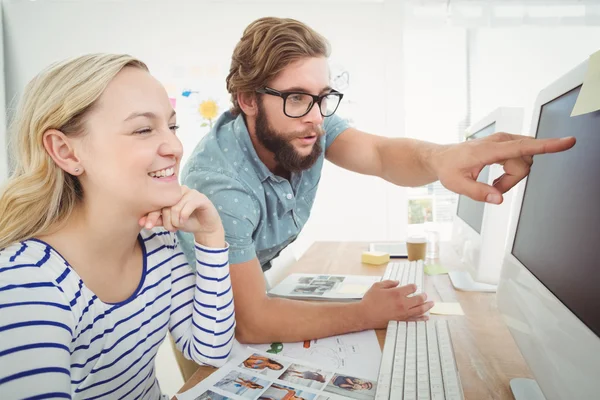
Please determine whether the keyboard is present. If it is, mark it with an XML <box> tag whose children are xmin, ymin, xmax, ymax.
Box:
<box><xmin>375</xmin><ymin>320</ymin><xmax>464</xmax><ymax>400</ymax></box>
<box><xmin>383</xmin><ymin>260</ymin><xmax>424</xmax><ymax>294</ymax></box>
<box><xmin>376</xmin><ymin>260</ymin><xmax>464</xmax><ymax>400</ymax></box>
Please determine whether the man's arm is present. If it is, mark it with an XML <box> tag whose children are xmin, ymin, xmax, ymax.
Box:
<box><xmin>231</xmin><ymin>256</ymin><xmax>432</xmax><ymax>344</ymax></box>
<box><xmin>325</xmin><ymin>127</ymin><xmax>439</xmax><ymax>187</ymax></box>
<box><xmin>326</xmin><ymin>127</ymin><xmax>576</xmax><ymax>204</ymax></box>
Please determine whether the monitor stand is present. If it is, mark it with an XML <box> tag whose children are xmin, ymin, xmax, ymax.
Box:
<box><xmin>448</xmin><ymin>271</ymin><xmax>497</xmax><ymax>292</ymax></box>
<box><xmin>510</xmin><ymin>378</ymin><xmax>546</xmax><ymax>400</ymax></box>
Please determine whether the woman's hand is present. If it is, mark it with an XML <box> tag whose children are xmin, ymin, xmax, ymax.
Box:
<box><xmin>139</xmin><ymin>186</ymin><xmax>225</xmax><ymax>248</ymax></box>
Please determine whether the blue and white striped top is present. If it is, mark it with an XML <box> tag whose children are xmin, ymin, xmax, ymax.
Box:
<box><xmin>0</xmin><ymin>228</ymin><xmax>234</xmax><ymax>399</ymax></box>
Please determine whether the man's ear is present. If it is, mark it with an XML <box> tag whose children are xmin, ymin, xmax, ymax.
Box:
<box><xmin>238</xmin><ymin>92</ymin><xmax>258</xmax><ymax>117</ymax></box>
<box><xmin>42</xmin><ymin>129</ymin><xmax>83</xmax><ymax>176</ymax></box>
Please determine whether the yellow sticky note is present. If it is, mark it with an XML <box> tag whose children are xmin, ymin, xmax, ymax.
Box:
<box><xmin>424</xmin><ymin>264</ymin><xmax>449</xmax><ymax>276</ymax></box>
<box><xmin>361</xmin><ymin>251</ymin><xmax>390</xmax><ymax>265</ymax></box>
<box><xmin>338</xmin><ymin>284</ymin><xmax>370</xmax><ymax>295</ymax></box>
<box><xmin>571</xmin><ymin>50</ymin><xmax>600</xmax><ymax>117</ymax></box>
<box><xmin>430</xmin><ymin>302</ymin><xmax>464</xmax><ymax>316</ymax></box>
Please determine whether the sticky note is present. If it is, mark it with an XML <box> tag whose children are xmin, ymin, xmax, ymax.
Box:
<box><xmin>424</xmin><ymin>264</ymin><xmax>449</xmax><ymax>276</ymax></box>
<box><xmin>430</xmin><ymin>302</ymin><xmax>464</xmax><ymax>316</ymax></box>
<box><xmin>361</xmin><ymin>251</ymin><xmax>390</xmax><ymax>265</ymax></box>
<box><xmin>571</xmin><ymin>50</ymin><xmax>600</xmax><ymax>117</ymax></box>
<box><xmin>338</xmin><ymin>284</ymin><xmax>370</xmax><ymax>295</ymax></box>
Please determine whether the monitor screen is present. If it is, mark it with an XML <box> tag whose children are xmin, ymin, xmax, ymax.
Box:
<box><xmin>456</xmin><ymin>123</ymin><xmax>495</xmax><ymax>234</ymax></box>
<box><xmin>512</xmin><ymin>86</ymin><xmax>600</xmax><ymax>338</ymax></box>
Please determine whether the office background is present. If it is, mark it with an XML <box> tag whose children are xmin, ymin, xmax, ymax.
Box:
<box><xmin>2</xmin><ymin>0</ymin><xmax>600</xmax><ymax>396</ymax></box>
<box><xmin>2</xmin><ymin>0</ymin><xmax>600</xmax><ymax>260</ymax></box>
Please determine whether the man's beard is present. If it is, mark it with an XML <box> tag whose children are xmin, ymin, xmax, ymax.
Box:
<box><xmin>255</xmin><ymin>101</ymin><xmax>324</xmax><ymax>172</ymax></box>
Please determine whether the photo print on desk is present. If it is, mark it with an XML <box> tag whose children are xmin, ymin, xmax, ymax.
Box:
<box><xmin>278</xmin><ymin>363</ymin><xmax>333</xmax><ymax>390</ymax></box>
<box><xmin>193</xmin><ymin>390</ymin><xmax>232</xmax><ymax>400</ymax></box>
<box><xmin>238</xmin><ymin>353</ymin><xmax>290</xmax><ymax>379</ymax></box>
<box><xmin>324</xmin><ymin>373</ymin><xmax>377</xmax><ymax>400</ymax></box>
<box><xmin>214</xmin><ymin>370</ymin><xmax>270</xmax><ymax>398</ymax></box>
<box><xmin>257</xmin><ymin>383</ymin><xmax>320</xmax><ymax>400</ymax></box>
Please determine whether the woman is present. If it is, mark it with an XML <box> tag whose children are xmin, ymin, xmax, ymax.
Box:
<box><xmin>0</xmin><ymin>54</ymin><xmax>234</xmax><ymax>399</ymax></box>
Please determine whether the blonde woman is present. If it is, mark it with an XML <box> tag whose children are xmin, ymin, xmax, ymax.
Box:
<box><xmin>0</xmin><ymin>54</ymin><xmax>234</xmax><ymax>399</ymax></box>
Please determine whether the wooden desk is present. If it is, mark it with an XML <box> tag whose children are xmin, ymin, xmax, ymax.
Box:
<box><xmin>176</xmin><ymin>242</ymin><xmax>532</xmax><ymax>399</ymax></box>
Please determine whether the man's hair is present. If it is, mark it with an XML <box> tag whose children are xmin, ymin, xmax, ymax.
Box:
<box><xmin>226</xmin><ymin>17</ymin><xmax>330</xmax><ymax>116</ymax></box>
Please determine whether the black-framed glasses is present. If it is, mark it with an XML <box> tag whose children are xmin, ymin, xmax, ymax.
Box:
<box><xmin>256</xmin><ymin>87</ymin><xmax>344</xmax><ymax>118</ymax></box>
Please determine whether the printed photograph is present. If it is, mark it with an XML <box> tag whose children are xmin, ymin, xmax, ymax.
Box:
<box><xmin>298</xmin><ymin>277</ymin><xmax>315</xmax><ymax>284</ymax></box>
<box><xmin>291</xmin><ymin>285</ymin><xmax>321</xmax><ymax>295</ymax></box>
<box><xmin>239</xmin><ymin>353</ymin><xmax>290</xmax><ymax>379</ymax></box>
<box><xmin>324</xmin><ymin>374</ymin><xmax>378</xmax><ymax>400</ymax></box>
<box><xmin>214</xmin><ymin>370</ymin><xmax>270</xmax><ymax>398</ymax></box>
<box><xmin>278</xmin><ymin>363</ymin><xmax>333</xmax><ymax>389</ymax></box>
<box><xmin>309</xmin><ymin>280</ymin><xmax>335</xmax><ymax>288</ymax></box>
<box><xmin>194</xmin><ymin>390</ymin><xmax>232</xmax><ymax>400</ymax></box>
<box><xmin>258</xmin><ymin>383</ymin><xmax>319</xmax><ymax>400</ymax></box>
<box><xmin>327</xmin><ymin>276</ymin><xmax>346</xmax><ymax>283</ymax></box>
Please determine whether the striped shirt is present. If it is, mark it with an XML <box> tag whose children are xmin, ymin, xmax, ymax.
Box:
<box><xmin>0</xmin><ymin>228</ymin><xmax>234</xmax><ymax>399</ymax></box>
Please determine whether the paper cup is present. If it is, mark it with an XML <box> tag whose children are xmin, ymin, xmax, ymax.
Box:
<box><xmin>406</xmin><ymin>236</ymin><xmax>427</xmax><ymax>261</ymax></box>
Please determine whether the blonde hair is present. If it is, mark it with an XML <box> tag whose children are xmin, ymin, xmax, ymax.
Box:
<box><xmin>0</xmin><ymin>54</ymin><xmax>148</xmax><ymax>249</ymax></box>
<box><xmin>226</xmin><ymin>17</ymin><xmax>330</xmax><ymax>116</ymax></box>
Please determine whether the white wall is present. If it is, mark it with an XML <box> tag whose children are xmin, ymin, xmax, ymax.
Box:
<box><xmin>470</xmin><ymin>27</ymin><xmax>600</xmax><ymax>132</ymax></box>
<box><xmin>2</xmin><ymin>0</ymin><xmax>406</xmax><ymax>257</ymax></box>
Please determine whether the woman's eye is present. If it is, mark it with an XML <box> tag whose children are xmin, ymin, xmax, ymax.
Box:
<box><xmin>169</xmin><ymin>125</ymin><xmax>180</xmax><ymax>132</ymax></box>
<box><xmin>134</xmin><ymin>128</ymin><xmax>152</xmax><ymax>135</ymax></box>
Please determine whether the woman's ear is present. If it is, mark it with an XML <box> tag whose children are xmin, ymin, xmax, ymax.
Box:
<box><xmin>42</xmin><ymin>129</ymin><xmax>83</xmax><ymax>175</ymax></box>
<box><xmin>238</xmin><ymin>92</ymin><xmax>258</xmax><ymax>117</ymax></box>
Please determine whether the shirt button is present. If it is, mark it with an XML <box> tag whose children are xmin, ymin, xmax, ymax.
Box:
<box><xmin>286</xmin><ymin>193</ymin><xmax>293</xmax><ymax>200</ymax></box>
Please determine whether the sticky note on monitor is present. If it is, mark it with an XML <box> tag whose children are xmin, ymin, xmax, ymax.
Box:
<box><xmin>571</xmin><ymin>49</ymin><xmax>600</xmax><ymax>117</ymax></box>
<box><xmin>430</xmin><ymin>302</ymin><xmax>464</xmax><ymax>316</ymax></box>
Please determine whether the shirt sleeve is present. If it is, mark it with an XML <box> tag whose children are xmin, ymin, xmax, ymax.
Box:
<box><xmin>180</xmin><ymin>169</ymin><xmax>260</xmax><ymax>266</ymax></box>
<box><xmin>167</xmin><ymin>232</ymin><xmax>234</xmax><ymax>368</ymax></box>
<box><xmin>0</xmin><ymin>266</ymin><xmax>75</xmax><ymax>399</ymax></box>
<box><xmin>324</xmin><ymin>113</ymin><xmax>351</xmax><ymax>149</ymax></box>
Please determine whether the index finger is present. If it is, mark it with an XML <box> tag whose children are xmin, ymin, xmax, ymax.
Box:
<box><xmin>483</xmin><ymin>136</ymin><xmax>575</xmax><ymax>164</ymax></box>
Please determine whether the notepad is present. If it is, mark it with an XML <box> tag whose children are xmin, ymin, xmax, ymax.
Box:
<box><xmin>430</xmin><ymin>302</ymin><xmax>464</xmax><ymax>316</ymax></box>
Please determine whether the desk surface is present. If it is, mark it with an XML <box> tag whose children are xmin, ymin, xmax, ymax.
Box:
<box><xmin>176</xmin><ymin>242</ymin><xmax>532</xmax><ymax>399</ymax></box>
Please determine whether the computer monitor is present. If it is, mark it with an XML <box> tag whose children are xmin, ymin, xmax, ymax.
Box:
<box><xmin>450</xmin><ymin>107</ymin><xmax>524</xmax><ymax>292</ymax></box>
<box><xmin>497</xmin><ymin>60</ymin><xmax>600</xmax><ymax>400</ymax></box>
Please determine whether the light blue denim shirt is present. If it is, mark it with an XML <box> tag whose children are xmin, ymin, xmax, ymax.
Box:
<box><xmin>177</xmin><ymin>111</ymin><xmax>349</xmax><ymax>271</ymax></box>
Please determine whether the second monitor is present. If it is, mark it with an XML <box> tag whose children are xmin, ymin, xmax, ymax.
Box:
<box><xmin>450</xmin><ymin>107</ymin><xmax>524</xmax><ymax>292</ymax></box>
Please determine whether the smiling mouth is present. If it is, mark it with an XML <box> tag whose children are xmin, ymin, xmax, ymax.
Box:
<box><xmin>148</xmin><ymin>167</ymin><xmax>175</xmax><ymax>178</ymax></box>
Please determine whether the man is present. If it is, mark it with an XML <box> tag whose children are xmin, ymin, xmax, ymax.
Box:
<box><xmin>178</xmin><ymin>17</ymin><xmax>574</xmax><ymax>347</ymax></box>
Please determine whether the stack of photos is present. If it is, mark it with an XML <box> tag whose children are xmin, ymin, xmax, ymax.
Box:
<box><xmin>181</xmin><ymin>349</ymin><xmax>378</xmax><ymax>400</ymax></box>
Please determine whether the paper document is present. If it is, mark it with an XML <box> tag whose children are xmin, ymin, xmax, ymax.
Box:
<box><xmin>267</xmin><ymin>273</ymin><xmax>381</xmax><ymax>301</ymax></box>
<box><xmin>571</xmin><ymin>49</ymin><xmax>600</xmax><ymax>117</ymax></box>
<box><xmin>176</xmin><ymin>346</ymin><xmax>379</xmax><ymax>400</ymax></box>
<box><xmin>253</xmin><ymin>329</ymin><xmax>382</xmax><ymax>381</ymax></box>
